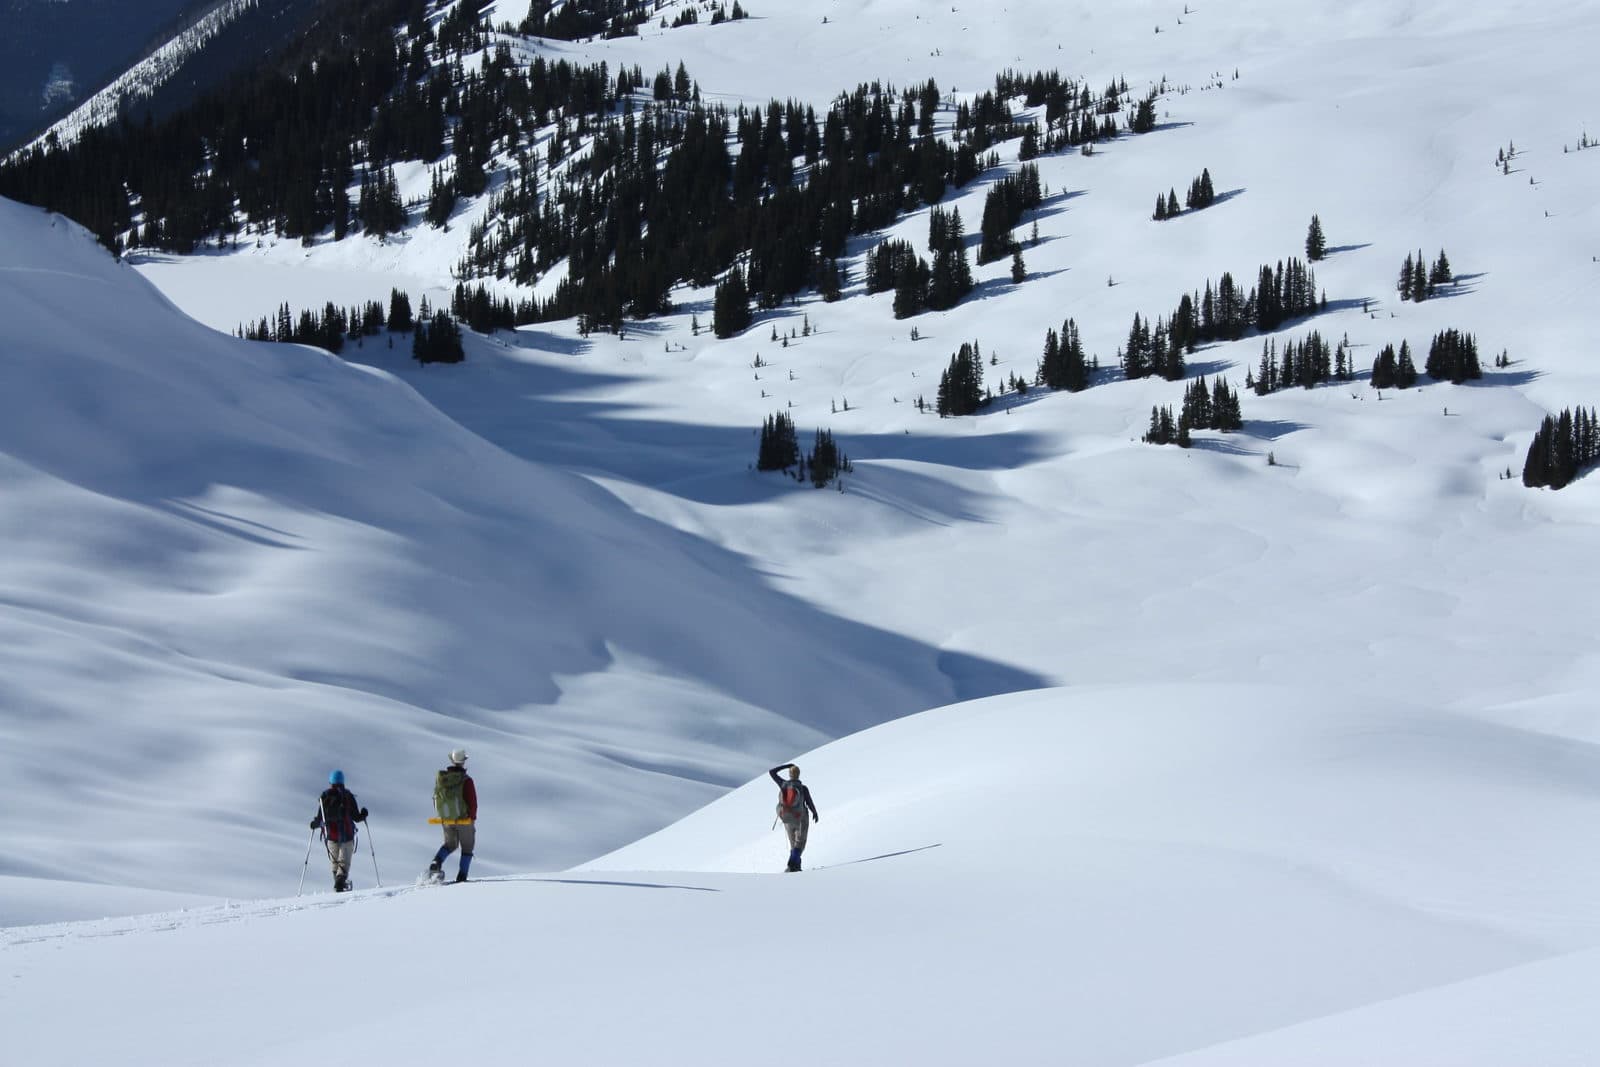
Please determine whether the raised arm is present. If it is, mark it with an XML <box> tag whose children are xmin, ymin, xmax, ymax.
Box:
<box><xmin>768</xmin><ymin>764</ymin><xmax>790</xmax><ymax>786</ymax></box>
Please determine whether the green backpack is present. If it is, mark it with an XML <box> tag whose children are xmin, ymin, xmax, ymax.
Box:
<box><xmin>434</xmin><ymin>767</ymin><xmax>469</xmax><ymax>821</ymax></box>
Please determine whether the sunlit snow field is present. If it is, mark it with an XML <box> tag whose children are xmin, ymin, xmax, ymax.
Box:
<box><xmin>5</xmin><ymin>0</ymin><xmax>1600</xmax><ymax>1061</ymax></box>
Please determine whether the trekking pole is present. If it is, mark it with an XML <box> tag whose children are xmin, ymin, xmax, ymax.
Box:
<box><xmin>297</xmin><ymin>825</ymin><xmax>316</xmax><ymax>897</ymax></box>
<box><xmin>364</xmin><ymin>817</ymin><xmax>382</xmax><ymax>888</ymax></box>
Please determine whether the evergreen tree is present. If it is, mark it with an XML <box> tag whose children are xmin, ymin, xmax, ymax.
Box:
<box><xmin>713</xmin><ymin>267</ymin><xmax>752</xmax><ymax>338</ymax></box>
<box><xmin>413</xmin><ymin>311</ymin><xmax>465</xmax><ymax>364</ymax></box>
<box><xmin>808</xmin><ymin>428</ymin><xmax>846</xmax><ymax>487</ymax></box>
<box><xmin>1395</xmin><ymin>340</ymin><xmax>1418</xmax><ymax>388</ymax></box>
<box><xmin>756</xmin><ymin>411</ymin><xmax>801</xmax><ymax>470</ymax></box>
<box><xmin>1429</xmin><ymin>249</ymin><xmax>1453</xmax><ymax>286</ymax></box>
<box><xmin>386</xmin><ymin>288</ymin><xmax>414</xmax><ymax>332</ymax></box>
<box><xmin>936</xmin><ymin>341</ymin><xmax>986</xmax><ymax>416</ymax></box>
<box><xmin>1305</xmin><ymin>214</ymin><xmax>1326</xmax><ymax>261</ymax></box>
<box><xmin>1424</xmin><ymin>328</ymin><xmax>1482</xmax><ymax>383</ymax></box>
<box><xmin>1410</xmin><ymin>248</ymin><xmax>1430</xmax><ymax>303</ymax></box>
<box><xmin>1523</xmin><ymin>407</ymin><xmax>1600</xmax><ymax>489</ymax></box>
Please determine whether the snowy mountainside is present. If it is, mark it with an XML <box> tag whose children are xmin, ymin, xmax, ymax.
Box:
<box><xmin>20</xmin><ymin>0</ymin><xmax>264</xmax><ymax>152</ymax></box>
<box><xmin>138</xmin><ymin>0</ymin><xmax>1600</xmax><ymax>726</ymax></box>
<box><xmin>9</xmin><ymin>684</ymin><xmax>1600</xmax><ymax>1065</ymax></box>
<box><xmin>5</xmin><ymin>0</ymin><xmax>1600</xmax><ymax>934</ymax></box>
<box><xmin>0</xmin><ymin>196</ymin><xmax>1033</xmax><ymax>917</ymax></box>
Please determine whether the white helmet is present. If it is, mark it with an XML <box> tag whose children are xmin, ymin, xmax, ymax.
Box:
<box><xmin>449</xmin><ymin>748</ymin><xmax>468</xmax><ymax>765</ymax></box>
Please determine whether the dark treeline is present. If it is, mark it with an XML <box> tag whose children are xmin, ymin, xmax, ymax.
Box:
<box><xmin>1143</xmin><ymin>406</ymin><xmax>1187</xmax><ymax>447</ymax></box>
<box><xmin>452</xmin><ymin>282</ymin><xmax>537</xmax><ymax>334</ymax></box>
<box><xmin>1121</xmin><ymin>255</ymin><xmax>1325</xmax><ymax>382</ymax></box>
<box><xmin>1</xmin><ymin>0</ymin><xmax>1166</xmax><ymax>342</ymax></box>
<box><xmin>937</xmin><ymin>340</ymin><xmax>989</xmax><ymax>417</ymax></box>
<box><xmin>1369</xmin><ymin>340</ymin><xmax>1419</xmax><ymax>389</ymax></box>
<box><xmin>237</xmin><ymin>288</ymin><xmax>461</xmax><ymax>363</ymax></box>
<box><xmin>0</xmin><ymin>0</ymin><xmax>538</xmax><ymax>251</ymax></box>
<box><xmin>470</xmin><ymin>70</ymin><xmax>1129</xmax><ymax>332</ymax></box>
<box><xmin>1424</xmin><ymin>328</ymin><xmax>1482</xmax><ymax>383</ymax></box>
<box><xmin>519</xmin><ymin>0</ymin><xmax>655</xmax><ymax>40</ymax></box>
<box><xmin>1246</xmin><ymin>330</ymin><xmax>1352</xmax><ymax>394</ymax></box>
<box><xmin>1035</xmin><ymin>318</ymin><xmax>1094</xmax><ymax>392</ymax></box>
<box><xmin>517</xmin><ymin>0</ymin><xmax>747</xmax><ymax>40</ymax></box>
<box><xmin>1398</xmin><ymin>248</ymin><xmax>1453</xmax><ymax>302</ymax></box>
<box><xmin>977</xmin><ymin>163</ymin><xmax>1043</xmax><ymax>263</ymax></box>
<box><xmin>755</xmin><ymin>412</ymin><xmax>850</xmax><ymax>488</ymax></box>
<box><xmin>862</xmin><ymin>203</ymin><xmax>978</xmax><ymax>319</ymax></box>
<box><xmin>1523</xmin><ymin>407</ymin><xmax>1600</xmax><ymax>489</ymax></box>
<box><xmin>1145</xmin><ymin>375</ymin><xmax>1244</xmax><ymax>449</ymax></box>
<box><xmin>1369</xmin><ymin>329</ymin><xmax>1482</xmax><ymax>389</ymax></box>
<box><xmin>1182</xmin><ymin>375</ymin><xmax>1244</xmax><ymax>431</ymax></box>
<box><xmin>1151</xmin><ymin>167</ymin><xmax>1215</xmax><ymax>221</ymax></box>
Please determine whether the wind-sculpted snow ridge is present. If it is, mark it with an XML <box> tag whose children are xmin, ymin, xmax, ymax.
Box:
<box><xmin>8</xmin><ymin>684</ymin><xmax>1600</xmax><ymax>1065</ymax></box>
<box><xmin>0</xmin><ymin>197</ymin><xmax>1042</xmax><ymax>916</ymax></box>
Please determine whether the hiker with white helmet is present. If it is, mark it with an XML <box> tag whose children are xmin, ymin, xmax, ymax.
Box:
<box><xmin>769</xmin><ymin>763</ymin><xmax>819</xmax><ymax>872</ymax></box>
<box><xmin>309</xmin><ymin>770</ymin><xmax>368</xmax><ymax>892</ymax></box>
<box><xmin>427</xmin><ymin>748</ymin><xmax>477</xmax><ymax>884</ymax></box>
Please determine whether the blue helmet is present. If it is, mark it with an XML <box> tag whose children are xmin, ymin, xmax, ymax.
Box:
<box><xmin>329</xmin><ymin>769</ymin><xmax>345</xmax><ymax>785</ymax></box>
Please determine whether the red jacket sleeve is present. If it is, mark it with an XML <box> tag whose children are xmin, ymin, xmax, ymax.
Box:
<box><xmin>465</xmin><ymin>776</ymin><xmax>478</xmax><ymax>821</ymax></box>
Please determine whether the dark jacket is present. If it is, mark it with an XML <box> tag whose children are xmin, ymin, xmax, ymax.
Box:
<box><xmin>311</xmin><ymin>785</ymin><xmax>364</xmax><ymax>843</ymax></box>
<box><xmin>769</xmin><ymin>765</ymin><xmax>818</xmax><ymax>820</ymax></box>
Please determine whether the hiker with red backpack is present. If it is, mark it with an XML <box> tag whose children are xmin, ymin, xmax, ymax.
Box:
<box><xmin>426</xmin><ymin>749</ymin><xmax>477</xmax><ymax>884</ymax></box>
<box><xmin>769</xmin><ymin>763</ymin><xmax>819</xmax><ymax>872</ymax></box>
<box><xmin>310</xmin><ymin>770</ymin><xmax>368</xmax><ymax>892</ymax></box>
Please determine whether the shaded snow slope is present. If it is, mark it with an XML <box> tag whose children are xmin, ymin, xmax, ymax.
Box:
<box><xmin>9</xmin><ymin>685</ymin><xmax>1600</xmax><ymax>1065</ymax></box>
<box><xmin>0</xmin><ymin>198</ymin><xmax>1038</xmax><ymax>916</ymax></box>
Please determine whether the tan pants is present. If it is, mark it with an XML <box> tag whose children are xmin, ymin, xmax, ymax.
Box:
<box><xmin>442</xmin><ymin>823</ymin><xmax>476</xmax><ymax>856</ymax></box>
<box><xmin>326</xmin><ymin>839</ymin><xmax>354</xmax><ymax>882</ymax></box>
<box><xmin>782</xmin><ymin>815</ymin><xmax>809</xmax><ymax>853</ymax></box>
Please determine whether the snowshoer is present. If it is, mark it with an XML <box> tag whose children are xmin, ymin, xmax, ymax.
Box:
<box><xmin>427</xmin><ymin>749</ymin><xmax>477</xmax><ymax>883</ymax></box>
<box><xmin>769</xmin><ymin>763</ymin><xmax>819</xmax><ymax>872</ymax></box>
<box><xmin>310</xmin><ymin>770</ymin><xmax>368</xmax><ymax>892</ymax></box>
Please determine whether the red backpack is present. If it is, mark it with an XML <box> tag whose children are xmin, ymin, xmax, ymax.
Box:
<box><xmin>777</xmin><ymin>780</ymin><xmax>805</xmax><ymax>818</ymax></box>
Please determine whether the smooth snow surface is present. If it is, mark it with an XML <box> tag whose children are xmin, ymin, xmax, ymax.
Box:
<box><xmin>5</xmin><ymin>0</ymin><xmax>1600</xmax><ymax>1058</ymax></box>
<box><xmin>9</xmin><ymin>685</ymin><xmax>1600</xmax><ymax>1065</ymax></box>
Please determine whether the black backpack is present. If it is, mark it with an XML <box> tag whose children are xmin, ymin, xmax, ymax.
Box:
<box><xmin>320</xmin><ymin>786</ymin><xmax>358</xmax><ymax>842</ymax></box>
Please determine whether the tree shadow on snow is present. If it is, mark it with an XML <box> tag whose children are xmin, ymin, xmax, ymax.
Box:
<box><xmin>1188</xmin><ymin>436</ymin><xmax>1260</xmax><ymax>458</ymax></box>
<box><xmin>1243</xmin><ymin>418</ymin><xmax>1308</xmax><ymax>441</ymax></box>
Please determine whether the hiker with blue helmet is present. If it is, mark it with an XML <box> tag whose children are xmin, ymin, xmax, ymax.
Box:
<box><xmin>310</xmin><ymin>769</ymin><xmax>367</xmax><ymax>892</ymax></box>
<box><xmin>769</xmin><ymin>763</ymin><xmax>819</xmax><ymax>872</ymax></box>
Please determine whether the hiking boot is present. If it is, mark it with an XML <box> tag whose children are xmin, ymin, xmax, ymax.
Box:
<box><xmin>334</xmin><ymin>876</ymin><xmax>349</xmax><ymax>892</ymax></box>
<box><xmin>428</xmin><ymin>861</ymin><xmax>442</xmax><ymax>875</ymax></box>
<box><xmin>454</xmin><ymin>871</ymin><xmax>468</xmax><ymax>883</ymax></box>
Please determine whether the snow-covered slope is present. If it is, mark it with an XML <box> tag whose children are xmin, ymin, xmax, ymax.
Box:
<box><xmin>9</xmin><ymin>684</ymin><xmax>1600</xmax><ymax>1065</ymax></box>
<box><xmin>0</xmin><ymin>196</ymin><xmax>1033</xmax><ymax>917</ymax></box>
<box><xmin>7</xmin><ymin>0</ymin><xmax>1600</xmax><ymax>961</ymax></box>
<box><xmin>140</xmin><ymin>0</ymin><xmax>1600</xmax><ymax>734</ymax></box>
